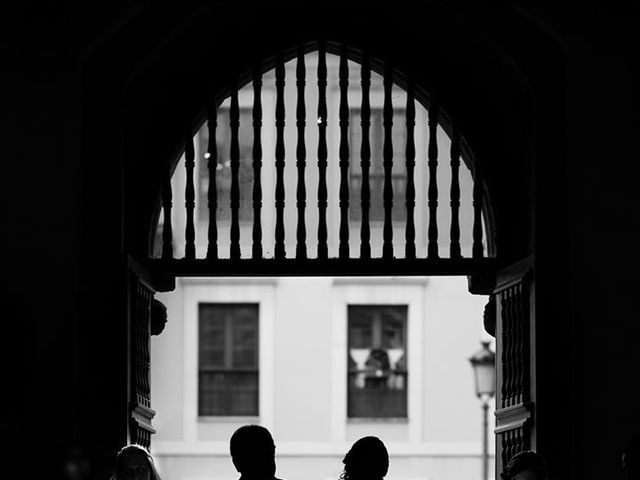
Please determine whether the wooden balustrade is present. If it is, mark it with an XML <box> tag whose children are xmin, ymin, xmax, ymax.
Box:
<box><xmin>274</xmin><ymin>52</ymin><xmax>286</xmax><ymax>259</ymax></box>
<box><xmin>128</xmin><ymin>262</ymin><xmax>156</xmax><ymax>448</ymax></box>
<box><xmin>296</xmin><ymin>45</ymin><xmax>307</xmax><ymax>259</ymax></box>
<box><xmin>155</xmin><ymin>43</ymin><xmax>492</xmax><ymax>272</ymax></box>
<box><xmin>359</xmin><ymin>51</ymin><xmax>372</xmax><ymax>259</ymax></box>
<box><xmin>338</xmin><ymin>44</ymin><xmax>350</xmax><ymax>259</ymax></box>
<box><xmin>494</xmin><ymin>263</ymin><xmax>533</xmax><ymax>472</ymax></box>
<box><xmin>317</xmin><ymin>41</ymin><xmax>329</xmax><ymax>260</ymax></box>
<box><xmin>184</xmin><ymin>131</ymin><xmax>196</xmax><ymax>259</ymax></box>
<box><xmin>206</xmin><ymin>105</ymin><xmax>219</xmax><ymax>260</ymax></box>
<box><xmin>252</xmin><ymin>68</ymin><xmax>263</xmax><ymax>259</ymax></box>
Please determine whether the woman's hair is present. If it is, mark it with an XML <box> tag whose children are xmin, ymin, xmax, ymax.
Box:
<box><xmin>500</xmin><ymin>450</ymin><xmax>548</xmax><ymax>480</ymax></box>
<box><xmin>341</xmin><ymin>436</ymin><xmax>389</xmax><ymax>480</ymax></box>
<box><xmin>111</xmin><ymin>444</ymin><xmax>162</xmax><ymax>480</ymax></box>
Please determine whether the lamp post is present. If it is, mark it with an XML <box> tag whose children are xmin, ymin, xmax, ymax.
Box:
<box><xmin>469</xmin><ymin>341</ymin><xmax>496</xmax><ymax>480</ymax></box>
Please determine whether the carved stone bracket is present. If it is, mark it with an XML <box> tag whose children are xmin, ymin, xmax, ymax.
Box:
<box><xmin>130</xmin><ymin>403</ymin><xmax>156</xmax><ymax>449</ymax></box>
<box><xmin>495</xmin><ymin>402</ymin><xmax>533</xmax><ymax>468</ymax></box>
<box><xmin>495</xmin><ymin>402</ymin><xmax>533</xmax><ymax>433</ymax></box>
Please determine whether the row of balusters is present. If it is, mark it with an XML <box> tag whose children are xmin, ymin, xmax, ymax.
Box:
<box><xmin>159</xmin><ymin>42</ymin><xmax>486</xmax><ymax>261</ymax></box>
<box><xmin>500</xmin><ymin>426</ymin><xmax>529</xmax><ymax>466</ymax></box>
<box><xmin>500</xmin><ymin>281</ymin><xmax>530</xmax><ymax>408</ymax></box>
<box><xmin>132</xmin><ymin>276</ymin><xmax>152</xmax><ymax>408</ymax></box>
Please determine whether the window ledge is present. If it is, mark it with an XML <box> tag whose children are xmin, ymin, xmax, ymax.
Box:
<box><xmin>198</xmin><ymin>416</ymin><xmax>260</xmax><ymax>423</ymax></box>
<box><xmin>347</xmin><ymin>417</ymin><xmax>409</xmax><ymax>424</ymax></box>
<box><xmin>333</xmin><ymin>277</ymin><xmax>429</xmax><ymax>286</ymax></box>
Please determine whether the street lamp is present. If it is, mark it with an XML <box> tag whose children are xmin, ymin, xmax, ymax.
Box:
<box><xmin>469</xmin><ymin>341</ymin><xmax>496</xmax><ymax>480</ymax></box>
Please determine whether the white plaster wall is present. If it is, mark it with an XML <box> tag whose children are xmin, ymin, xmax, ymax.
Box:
<box><xmin>273</xmin><ymin>277</ymin><xmax>334</xmax><ymax>442</ymax></box>
<box><xmin>153</xmin><ymin>452</ymin><xmax>494</xmax><ymax>480</ymax></box>
<box><xmin>422</xmin><ymin>277</ymin><xmax>495</xmax><ymax>443</ymax></box>
<box><xmin>152</xmin><ymin>282</ymin><xmax>185</xmax><ymax>441</ymax></box>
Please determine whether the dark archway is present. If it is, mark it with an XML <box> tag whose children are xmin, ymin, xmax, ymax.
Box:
<box><xmin>80</xmin><ymin>4</ymin><xmax>567</xmax><ymax>478</ymax></box>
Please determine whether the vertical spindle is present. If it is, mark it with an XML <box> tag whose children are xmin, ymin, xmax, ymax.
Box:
<box><xmin>317</xmin><ymin>42</ymin><xmax>329</xmax><ymax>259</ymax></box>
<box><xmin>472</xmin><ymin>162</ymin><xmax>484</xmax><ymax>258</ymax></box>
<box><xmin>229</xmin><ymin>82</ymin><xmax>241</xmax><ymax>260</ymax></box>
<box><xmin>382</xmin><ymin>61</ymin><xmax>394</xmax><ymax>259</ymax></box>
<box><xmin>161</xmin><ymin>174</ymin><xmax>173</xmax><ymax>259</ymax></box>
<box><xmin>503</xmin><ymin>288</ymin><xmax>511</xmax><ymax>407</ymax></box>
<box><xmin>275</xmin><ymin>52</ymin><xmax>286</xmax><ymax>259</ymax></box>
<box><xmin>500</xmin><ymin>292</ymin><xmax>508</xmax><ymax>408</ymax></box>
<box><xmin>252</xmin><ymin>68</ymin><xmax>263</xmax><ymax>259</ymax></box>
<box><xmin>338</xmin><ymin>44</ymin><xmax>350</xmax><ymax>259</ymax></box>
<box><xmin>360</xmin><ymin>51</ymin><xmax>372</xmax><ymax>259</ymax></box>
<box><xmin>449</xmin><ymin>121</ymin><xmax>462</xmax><ymax>259</ymax></box>
<box><xmin>506</xmin><ymin>287</ymin><xmax>515</xmax><ymax>406</ymax></box>
<box><xmin>206</xmin><ymin>105</ymin><xmax>218</xmax><ymax>260</ymax></box>
<box><xmin>427</xmin><ymin>100</ymin><xmax>439</xmax><ymax>259</ymax></box>
<box><xmin>515</xmin><ymin>284</ymin><xmax>524</xmax><ymax>405</ymax></box>
<box><xmin>184</xmin><ymin>130</ymin><xmax>196</xmax><ymax>259</ymax></box>
<box><xmin>295</xmin><ymin>45</ymin><xmax>307</xmax><ymax>259</ymax></box>
<box><xmin>405</xmin><ymin>81</ymin><xmax>416</xmax><ymax>259</ymax></box>
<box><xmin>522</xmin><ymin>281</ymin><xmax>530</xmax><ymax>402</ymax></box>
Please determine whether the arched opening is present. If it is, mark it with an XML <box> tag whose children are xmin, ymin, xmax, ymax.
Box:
<box><xmin>134</xmin><ymin>43</ymin><xmax>509</xmax><ymax>480</ymax></box>
<box><xmin>148</xmin><ymin>42</ymin><xmax>495</xmax><ymax>275</ymax></box>
<box><xmin>87</xmin><ymin>2</ymin><xmax>552</xmax><ymax>476</ymax></box>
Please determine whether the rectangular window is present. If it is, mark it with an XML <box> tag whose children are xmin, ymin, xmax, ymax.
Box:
<box><xmin>198</xmin><ymin>303</ymin><xmax>259</xmax><ymax>416</ymax></box>
<box><xmin>349</xmin><ymin>108</ymin><xmax>407</xmax><ymax>222</ymax></box>
<box><xmin>348</xmin><ymin>305</ymin><xmax>408</xmax><ymax>418</ymax></box>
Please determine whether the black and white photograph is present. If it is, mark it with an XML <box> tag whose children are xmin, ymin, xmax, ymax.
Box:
<box><xmin>3</xmin><ymin>2</ymin><xmax>639</xmax><ymax>480</ymax></box>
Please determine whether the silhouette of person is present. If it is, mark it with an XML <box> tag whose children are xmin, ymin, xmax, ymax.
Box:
<box><xmin>623</xmin><ymin>435</ymin><xmax>640</xmax><ymax>480</ymax></box>
<box><xmin>230</xmin><ymin>425</ymin><xmax>283</xmax><ymax>480</ymax></box>
<box><xmin>500</xmin><ymin>450</ymin><xmax>548</xmax><ymax>480</ymax></box>
<box><xmin>111</xmin><ymin>444</ymin><xmax>162</xmax><ymax>480</ymax></box>
<box><xmin>341</xmin><ymin>436</ymin><xmax>389</xmax><ymax>480</ymax></box>
<box><xmin>150</xmin><ymin>299</ymin><xmax>168</xmax><ymax>336</ymax></box>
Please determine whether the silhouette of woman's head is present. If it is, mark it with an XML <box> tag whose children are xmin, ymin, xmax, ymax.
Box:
<box><xmin>501</xmin><ymin>450</ymin><xmax>547</xmax><ymax>480</ymax></box>
<box><xmin>230</xmin><ymin>425</ymin><xmax>276</xmax><ymax>478</ymax></box>
<box><xmin>341</xmin><ymin>436</ymin><xmax>389</xmax><ymax>480</ymax></box>
<box><xmin>112</xmin><ymin>444</ymin><xmax>161</xmax><ymax>480</ymax></box>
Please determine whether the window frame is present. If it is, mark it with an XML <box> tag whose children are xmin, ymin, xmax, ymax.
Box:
<box><xmin>198</xmin><ymin>302</ymin><xmax>260</xmax><ymax>417</ymax></box>
<box><xmin>347</xmin><ymin>304</ymin><xmax>409</xmax><ymax>419</ymax></box>
<box><xmin>331</xmin><ymin>278</ymin><xmax>426</xmax><ymax>442</ymax></box>
<box><xmin>182</xmin><ymin>279</ymin><xmax>276</xmax><ymax>439</ymax></box>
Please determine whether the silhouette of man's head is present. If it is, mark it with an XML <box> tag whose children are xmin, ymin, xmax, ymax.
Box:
<box><xmin>342</xmin><ymin>436</ymin><xmax>389</xmax><ymax>480</ymax></box>
<box><xmin>230</xmin><ymin>425</ymin><xmax>276</xmax><ymax>478</ymax></box>
<box><xmin>623</xmin><ymin>435</ymin><xmax>640</xmax><ymax>480</ymax></box>
<box><xmin>501</xmin><ymin>450</ymin><xmax>548</xmax><ymax>480</ymax></box>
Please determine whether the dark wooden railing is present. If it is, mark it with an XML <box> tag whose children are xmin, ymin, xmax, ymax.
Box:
<box><xmin>206</xmin><ymin>104</ymin><xmax>218</xmax><ymax>260</ymax></box>
<box><xmin>128</xmin><ymin>259</ymin><xmax>157</xmax><ymax>448</ymax></box>
<box><xmin>317</xmin><ymin>43</ymin><xmax>329</xmax><ymax>260</ymax></box>
<box><xmin>152</xmin><ymin>42</ymin><xmax>493</xmax><ymax>276</ymax></box>
<box><xmin>494</xmin><ymin>261</ymin><xmax>534</xmax><ymax>472</ymax></box>
<box><xmin>359</xmin><ymin>51</ymin><xmax>372</xmax><ymax>260</ymax></box>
